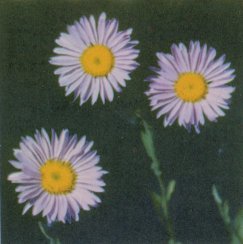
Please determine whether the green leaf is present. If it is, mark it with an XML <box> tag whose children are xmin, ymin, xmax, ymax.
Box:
<box><xmin>212</xmin><ymin>185</ymin><xmax>223</xmax><ymax>205</ymax></box>
<box><xmin>140</xmin><ymin>120</ymin><xmax>161</xmax><ymax>177</ymax></box>
<box><xmin>231</xmin><ymin>209</ymin><xmax>243</xmax><ymax>244</ymax></box>
<box><xmin>166</xmin><ymin>180</ymin><xmax>176</xmax><ymax>202</ymax></box>
<box><xmin>140</xmin><ymin>122</ymin><xmax>156</xmax><ymax>161</ymax></box>
<box><xmin>151</xmin><ymin>192</ymin><xmax>164</xmax><ymax>222</ymax></box>
<box><xmin>55</xmin><ymin>238</ymin><xmax>62</xmax><ymax>244</ymax></box>
<box><xmin>50</xmin><ymin>239</ymin><xmax>56</xmax><ymax>244</ymax></box>
<box><xmin>50</xmin><ymin>238</ymin><xmax>61</xmax><ymax>244</ymax></box>
<box><xmin>168</xmin><ymin>239</ymin><xmax>182</xmax><ymax>244</ymax></box>
<box><xmin>50</xmin><ymin>238</ymin><xmax>62</xmax><ymax>244</ymax></box>
<box><xmin>38</xmin><ymin>222</ymin><xmax>62</xmax><ymax>244</ymax></box>
<box><xmin>212</xmin><ymin>186</ymin><xmax>231</xmax><ymax>226</ymax></box>
<box><xmin>151</xmin><ymin>192</ymin><xmax>162</xmax><ymax>208</ymax></box>
<box><xmin>168</xmin><ymin>240</ymin><xmax>176</xmax><ymax>244</ymax></box>
<box><xmin>222</xmin><ymin>201</ymin><xmax>230</xmax><ymax>224</ymax></box>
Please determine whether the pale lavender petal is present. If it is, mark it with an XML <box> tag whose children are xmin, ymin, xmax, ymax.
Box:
<box><xmin>97</xmin><ymin>12</ymin><xmax>106</xmax><ymax>44</ymax></box>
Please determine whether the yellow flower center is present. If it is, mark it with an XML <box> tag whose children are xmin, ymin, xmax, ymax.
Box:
<box><xmin>80</xmin><ymin>45</ymin><xmax>115</xmax><ymax>77</ymax></box>
<box><xmin>174</xmin><ymin>72</ymin><xmax>208</xmax><ymax>102</ymax></box>
<box><xmin>40</xmin><ymin>159</ymin><xmax>77</xmax><ymax>194</ymax></box>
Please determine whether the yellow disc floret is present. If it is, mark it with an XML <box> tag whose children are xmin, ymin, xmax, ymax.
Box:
<box><xmin>40</xmin><ymin>159</ymin><xmax>77</xmax><ymax>194</ymax></box>
<box><xmin>174</xmin><ymin>72</ymin><xmax>208</xmax><ymax>102</ymax></box>
<box><xmin>80</xmin><ymin>45</ymin><xmax>114</xmax><ymax>77</ymax></box>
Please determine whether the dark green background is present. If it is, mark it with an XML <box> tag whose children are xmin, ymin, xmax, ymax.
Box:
<box><xmin>1</xmin><ymin>0</ymin><xmax>243</xmax><ymax>243</ymax></box>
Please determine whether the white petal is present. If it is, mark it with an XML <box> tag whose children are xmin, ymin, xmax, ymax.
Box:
<box><xmin>99</xmin><ymin>79</ymin><xmax>106</xmax><ymax>104</ymax></box>
<box><xmin>55</xmin><ymin>34</ymin><xmax>82</xmax><ymax>53</ymax></box>
<box><xmin>201</xmin><ymin>100</ymin><xmax>218</xmax><ymax>121</ymax></box>
<box><xmin>22</xmin><ymin>203</ymin><xmax>32</xmax><ymax>215</ymax></box>
<box><xmin>50</xmin><ymin>56</ymin><xmax>79</xmax><ymax>66</ymax></box>
<box><xmin>42</xmin><ymin>195</ymin><xmax>55</xmax><ymax>217</ymax></box>
<box><xmin>91</xmin><ymin>78</ymin><xmax>100</xmax><ymax>105</ymax></box>
<box><xmin>171</xmin><ymin>44</ymin><xmax>188</xmax><ymax>72</ymax></box>
<box><xmin>57</xmin><ymin>195</ymin><xmax>68</xmax><ymax>222</ymax></box>
<box><xmin>103</xmin><ymin>19</ymin><xmax>118</xmax><ymax>44</ymax></box>
<box><xmin>156</xmin><ymin>98</ymin><xmax>178</xmax><ymax>118</ymax></box>
<box><xmin>32</xmin><ymin>192</ymin><xmax>49</xmax><ymax>216</ymax></box>
<box><xmin>190</xmin><ymin>41</ymin><xmax>200</xmax><ymax>72</ymax></box>
<box><xmin>67</xmin><ymin>196</ymin><xmax>80</xmax><ymax>221</ymax></box>
<box><xmin>9</xmin><ymin>160</ymin><xmax>22</xmax><ymax>169</ymax></box>
<box><xmin>59</xmin><ymin>69</ymin><xmax>83</xmax><ymax>87</ymax></box>
<box><xmin>204</xmin><ymin>54</ymin><xmax>226</xmax><ymax>78</ymax></box>
<box><xmin>53</xmin><ymin>47</ymin><xmax>80</xmax><ymax>57</ymax></box>
<box><xmin>107</xmin><ymin>73</ymin><xmax>122</xmax><ymax>92</ymax></box>
<box><xmin>97</xmin><ymin>12</ymin><xmax>106</xmax><ymax>44</ymax></box>
<box><xmin>103</xmin><ymin>78</ymin><xmax>114</xmax><ymax>101</ymax></box>
<box><xmin>67</xmin><ymin>25</ymin><xmax>86</xmax><ymax>48</ymax></box>
<box><xmin>196</xmin><ymin>44</ymin><xmax>207</xmax><ymax>73</ymax></box>
<box><xmin>54</xmin><ymin>65</ymin><xmax>80</xmax><ymax>75</ymax></box>
<box><xmin>80</xmin><ymin>17</ymin><xmax>96</xmax><ymax>45</ymax></box>
<box><xmin>194</xmin><ymin>102</ymin><xmax>205</xmax><ymax>125</ymax></box>
<box><xmin>200</xmin><ymin>47</ymin><xmax>217</xmax><ymax>74</ymax></box>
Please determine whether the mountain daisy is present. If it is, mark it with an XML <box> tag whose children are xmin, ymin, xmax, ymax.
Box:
<box><xmin>50</xmin><ymin>12</ymin><xmax>139</xmax><ymax>106</ymax></box>
<box><xmin>8</xmin><ymin>129</ymin><xmax>107</xmax><ymax>223</ymax></box>
<box><xmin>145</xmin><ymin>41</ymin><xmax>235</xmax><ymax>133</ymax></box>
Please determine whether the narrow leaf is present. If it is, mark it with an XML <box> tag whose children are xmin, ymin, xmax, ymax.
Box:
<box><xmin>166</xmin><ymin>180</ymin><xmax>176</xmax><ymax>202</ymax></box>
<box><xmin>231</xmin><ymin>209</ymin><xmax>243</xmax><ymax>244</ymax></box>
<box><xmin>212</xmin><ymin>185</ymin><xmax>223</xmax><ymax>205</ymax></box>
<box><xmin>140</xmin><ymin>122</ymin><xmax>156</xmax><ymax>160</ymax></box>
<box><xmin>140</xmin><ymin>120</ymin><xmax>161</xmax><ymax>177</ymax></box>
<box><xmin>223</xmin><ymin>201</ymin><xmax>231</xmax><ymax>224</ymax></box>
<box><xmin>151</xmin><ymin>192</ymin><xmax>164</xmax><ymax>223</ymax></box>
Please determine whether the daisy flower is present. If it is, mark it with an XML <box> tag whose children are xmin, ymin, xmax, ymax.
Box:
<box><xmin>145</xmin><ymin>41</ymin><xmax>235</xmax><ymax>133</ymax></box>
<box><xmin>49</xmin><ymin>12</ymin><xmax>139</xmax><ymax>106</ymax></box>
<box><xmin>8</xmin><ymin>129</ymin><xmax>107</xmax><ymax>223</ymax></box>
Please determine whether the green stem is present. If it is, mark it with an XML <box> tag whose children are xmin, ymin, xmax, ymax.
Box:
<box><xmin>38</xmin><ymin>222</ymin><xmax>61</xmax><ymax>244</ymax></box>
<box><xmin>223</xmin><ymin>215</ymin><xmax>243</xmax><ymax>243</ymax></box>
<box><xmin>38</xmin><ymin>222</ymin><xmax>52</xmax><ymax>241</ymax></box>
<box><xmin>212</xmin><ymin>186</ymin><xmax>243</xmax><ymax>244</ymax></box>
<box><xmin>139</xmin><ymin>116</ymin><xmax>176</xmax><ymax>243</ymax></box>
<box><xmin>155</xmin><ymin>161</ymin><xmax>175</xmax><ymax>241</ymax></box>
<box><xmin>233</xmin><ymin>226</ymin><xmax>243</xmax><ymax>244</ymax></box>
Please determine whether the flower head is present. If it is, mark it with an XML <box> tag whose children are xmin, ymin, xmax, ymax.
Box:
<box><xmin>50</xmin><ymin>13</ymin><xmax>139</xmax><ymax>106</ymax></box>
<box><xmin>145</xmin><ymin>41</ymin><xmax>235</xmax><ymax>133</ymax></box>
<box><xmin>8</xmin><ymin>129</ymin><xmax>107</xmax><ymax>223</ymax></box>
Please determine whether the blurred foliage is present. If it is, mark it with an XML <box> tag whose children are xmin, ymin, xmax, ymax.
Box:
<box><xmin>232</xmin><ymin>209</ymin><xmax>243</xmax><ymax>244</ymax></box>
